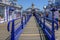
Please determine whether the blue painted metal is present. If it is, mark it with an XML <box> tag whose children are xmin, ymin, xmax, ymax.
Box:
<box><xmin>11</xmin><ymin>19</ymin><xmax>15</xmax><ymax>40</ymax></box>
<box><xmin>21</xmin><ymin>16</ymin><xmax>23</xmax><ymax>29</ymax></box>
<box><xmin>43</xmin><ymin>13</ymin><xmax>45</xmax><ymax>29</ymax></box>
<box><xmin>51</xmin><ymin>11</ymin><xmax>55</xmax><ymax>40</ymax></box>
<box><xmin>7</xmin><ymin>20</ymin><xmax>12</xmax><ymax>31</ymax></box>
<box><xmin>34</xmin><ymin>12</ymin><xmax>58</xmax><ymax>40</ymax></box>
<box><xmin>7</xmin><ymin>14</ymin><xmax>32</xmax><ymax>40</ymax></box>
<box><xmin>9</xmin><ymin>6</ymin><xmax>15</xmax><ymax>11</ymax></box>
<box><xmin>40</xmin><ymin>15</ymin><xmax>58</xmax><ymax>30</ymax></box>
<box><xmin>51</xmin><ymin>8</ymin><xmax>57</xmax><ymax>40</ymax></box>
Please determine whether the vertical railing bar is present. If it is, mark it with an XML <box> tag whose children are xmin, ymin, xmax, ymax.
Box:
<box><xmin>11</xmin><ymin>19</ymin><xmax>15</xmax><ymax>40</ymax></box>
<box><xmin>51</xmin><ymin>11</ymin><xmax>55</xmax><ymax>40</ymax></box>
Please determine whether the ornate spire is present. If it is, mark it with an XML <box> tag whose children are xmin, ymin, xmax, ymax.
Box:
<box><xmin>32</xmin><ymin>3</ymin><xmax>34</xmax><ymax>9</ymax></box>
<box><xmin>32</xmin><ymin>3</ymin><xmax>34</xmax><ymax>6</ymax></box>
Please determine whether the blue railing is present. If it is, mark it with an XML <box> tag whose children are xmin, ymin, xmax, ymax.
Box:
<box><xmin>35</xmin><ymin>13</ymin><xmax>58</xmax><ymax>40</ymax></box>
<box><xmin>7</xmin><ymin>14</ymin><xmax>32</xmax><ymax>40</ymax></box>
<box><xmin>39</xmin><ymin>16</ymin><xmax>58</xmax><ymax>30</ymax></box>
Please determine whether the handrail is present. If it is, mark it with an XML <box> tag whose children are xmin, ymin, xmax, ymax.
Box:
<box><xmin>40</xmin><ymin>17</ymin><xmax>58</xmax><ymax>30</ymax></box>
<box><xmin>7</xmin><ymin>14</ymin><xmax>32</xmax><ymax>40</ymax></box>
<box><xmin>36</xmin><ymin>13</ymin><xmax>58</xmax><ymax>30</ymax></box>
<box><xmin>7</xmin><ymin>17</ymin><xmax>21</xmax><ymax>32</ymax></box>
<box><xmin>35</xmin><ymin>13</ymin><xmax>58</xmax><ymax>40</ymax></box>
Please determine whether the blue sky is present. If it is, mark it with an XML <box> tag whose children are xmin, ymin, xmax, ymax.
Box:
<box><xmin>17</xmin><ymin>0</ymin><xmax>48</xmax><ymax>10</ymax></box>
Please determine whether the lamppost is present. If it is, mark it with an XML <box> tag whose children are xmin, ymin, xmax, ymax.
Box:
<box><xmin>50</xmin><ymin>6</ymin><xmax>57</xmax><ymax>40</ymax></box>
<box><xmin>43</xmin><ymin>6</ymin><xmax>46</xmax><ymax>28</ymax></box>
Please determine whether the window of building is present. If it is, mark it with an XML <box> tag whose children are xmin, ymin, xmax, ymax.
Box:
<box><xmin>0</xmin><ymin>6</ymin><xmax>4</xmax><ymax>18</ymax></box>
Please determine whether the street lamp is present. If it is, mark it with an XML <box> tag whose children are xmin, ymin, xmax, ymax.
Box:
<box><xmin>50</xmin><ymin>6</ymin><xmax>57</xmax><ymax>40</ymax></box>
<box><xmin>43</xmin><ymin>6</ymin><xmax>46</xmax><ymax>10</ymax></box>
<box><xmin>43</xmin><ymin>6</ymin><xmax>47</xmax><ymax>16</ymax></box>
<box><xmin>43</xmin><ymin>6</ymin><xmax>47</xmax><ymax>28</ymax></box>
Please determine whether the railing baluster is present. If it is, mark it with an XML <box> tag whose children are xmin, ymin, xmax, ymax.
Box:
<box><xmin>34</xmin><ymin>13</ymin><xmax>58</xmax><ymax>40</ymax></box>
<box><xmin>7</xmin><ymin>14</ymin><xmax>32</xmax><ymax>40</ymax></box>
<box><xmin>51</xmin><ymin>11</ymin><xmax>55</xmax><ymax>40</ymax></box>
<box><xmin>21</xmin><ymin>16</ymin><xmax>23</xmax><ymax>29</ymax></box>
<box><xmin>11</xmin><ymin>20</ymin><xmax>15</xmax><ymax>40</ymax></box>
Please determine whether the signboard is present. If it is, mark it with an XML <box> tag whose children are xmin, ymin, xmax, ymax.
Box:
<box><xmin>9</xmin><ymin>6</ymin><xmax>15</xmax><ymax>11</ymax></box>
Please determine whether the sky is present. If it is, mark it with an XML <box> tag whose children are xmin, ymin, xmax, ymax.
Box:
<box><xmin>17</xmin><ymin>0</ymin><xmax>48</xmax><ymax>10</ymax></box>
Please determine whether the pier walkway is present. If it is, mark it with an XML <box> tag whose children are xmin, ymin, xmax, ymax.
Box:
<box><xmin>0</xmin><ymin>15</ymin><xmax>60</xmax><ymax>40</ymax></box>
<box><xmin>0</xmin><ymin>22</ymin><xmax>10</xmax><ymax>40</ymax></box>
<box><xmin>19</xmin><ymin>16</ymin><xmax>46</xmax><ymax>40</ymax></box>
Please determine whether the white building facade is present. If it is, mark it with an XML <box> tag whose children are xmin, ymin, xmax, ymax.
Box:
<box><xmin>0</xmin><ymin>0</ymin><xmax>22</xmax><ymax>23</ymax></box>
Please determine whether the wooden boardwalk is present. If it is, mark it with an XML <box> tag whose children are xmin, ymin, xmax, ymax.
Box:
<box><xmin>1</xmin><ymin>16</ymin><xmax>60</xmax><ymax>40</ymax></box>
<box><xmin>0</xmin><ymin>22</ymin><xmax>10</xmax><ymax>40</ymax></box>
<box><xmin>19</xmin><ymin>16</ymin><xmax>46</xmax><ymax>40</ymax></box>
<box><xmin>55</xmin><ymin>27</ymin><xmax>60</xmax><ymax>40</ymax></box>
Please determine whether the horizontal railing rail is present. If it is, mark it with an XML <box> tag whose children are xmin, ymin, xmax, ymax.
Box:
<box><xmin>34</xmin><ymin>13</ymin><xmax>58</xmax><ymax>40</ymax></box>
<box><xmin>7</xmin><ymin>17</ymin><xmax>21</xmax><ymax>32</ymax></box>
<box><xmin>36</xmin><ymin>13</ymin><xmax>58</xmax><ymax>30</ymax></box>
<box><xmin>7</xmin><ymin>14</ymin><xmax>32</xmax><ymax>40</ymax></box>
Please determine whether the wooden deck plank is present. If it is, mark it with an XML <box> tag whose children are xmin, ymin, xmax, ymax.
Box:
<box><xmin>19</xmin><ymin>16</ymin><xmax>46</xmax><ymax>40</ymax></box>
<box><xmin>0</xmin><ymin>19</ymin><xmax>21</xmax><ymax>40</ymax></box>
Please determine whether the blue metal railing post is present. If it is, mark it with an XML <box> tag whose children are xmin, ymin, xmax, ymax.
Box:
<box><xmin>43</xmin><ymin>13</ymin><xmax>45</xmax><ymax>29</ymax></box>
<box><xmin>11</xmin><ymin>20</ymin><xmax>15</xmax><ymax>40</ymax></box>
<box><xmin>40</xmin><ymin>14</ymin><xmax>42</xmax><ymax>25</ymax></box>
<box><xmin>21</xmin><ymin>16</ymin><xmax>23</xmax><ymax>29</ymax></box>
<box><xmin>25</xmin><ymin>15</ymin><xmax>26</xmax><ymax>24</ymax></box>
<box><xmin>51</xmin><ymin>11</ymin><xmax>55</xmax><ymax>40</ymax></box>
<box><xmin>55</xmin><ymin>20</ymin><xmax>58</xmax><ymax>30</ymax></box>
<box><xmin>51</xmin><ymin>7</ymin><xmax>57</xmax><ymax>40</ymax></box>
<box><xmin>56</xmin><ymin>23</ymin><xmax>58</xmax><ymax>30</ymax></box>
<box><xmin>7</xmin><ymin>21</ymin><xmax>11</xmax><ymax>31</ymax></box>
<box><xmin>38</xmin><ymin>15</ymin><xmax>40</xmax><ymax>24</ymax></box>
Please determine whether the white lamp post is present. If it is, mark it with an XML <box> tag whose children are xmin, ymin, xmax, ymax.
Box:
<box><xmin>43</xmin><ymin>6</ymin><xmax>47</xmax><ymax>28</ymax></box>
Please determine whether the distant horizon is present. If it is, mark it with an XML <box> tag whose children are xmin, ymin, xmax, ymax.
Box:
<box><xmin>17</xmin><ymin>0</ymin><xmax>48</xmax><ymax>10</ymax></box>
